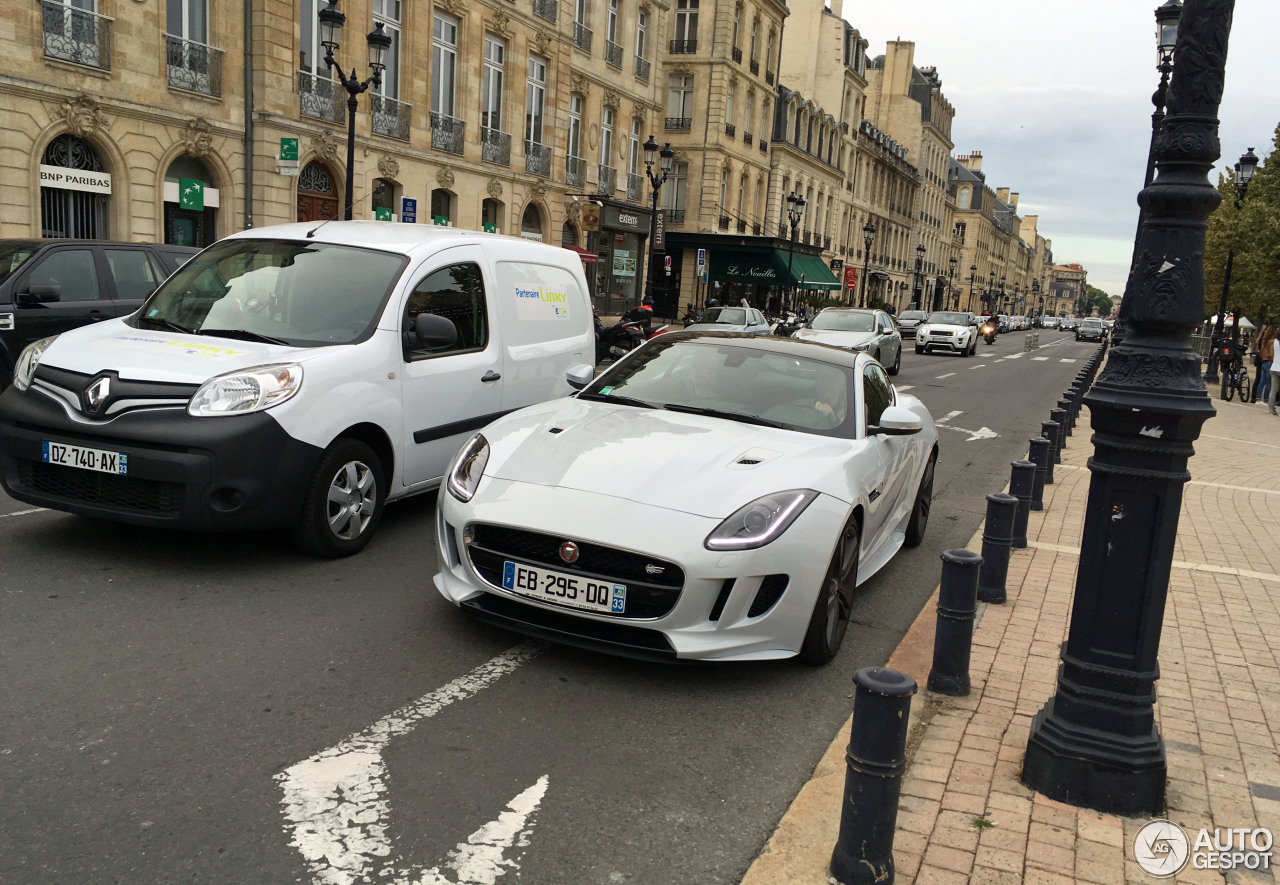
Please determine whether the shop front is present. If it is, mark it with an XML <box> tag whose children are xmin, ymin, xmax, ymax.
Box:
<box><xmin>588</xmin><ymin>202</ymin><xmax>651</xmax><ymax>316</ymax></box>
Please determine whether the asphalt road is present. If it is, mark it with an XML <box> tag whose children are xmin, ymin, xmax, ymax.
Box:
<box><xmin>0</xmin><ymin>330</ymin><xmax>1099</xmax><ymax>885</ymax></box>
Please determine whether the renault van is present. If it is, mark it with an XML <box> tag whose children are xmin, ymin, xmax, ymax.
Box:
<box><xmin>0</xmin><ymin>222</ymin><xmax>595</xmax><ymax>556</ymax></box>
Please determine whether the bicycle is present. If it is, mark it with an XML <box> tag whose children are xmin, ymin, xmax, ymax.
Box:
<box><xmin>1220</xmin><ymin>355</ymin><xmax>1252</xmax><ymax>402</ymax></box>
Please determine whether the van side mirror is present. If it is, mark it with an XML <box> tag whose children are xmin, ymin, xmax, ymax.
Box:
<box><xmin>409</xmin><ymin>313</ymin><xmax>458</xmax><ymax>351</ymax></box>
<box><xmin>869</xmin><ymin>404</ymin><xmax>923</xmax><ymax>436</ymax></box>
<box><xmin>565</xmin><ymin>363</ymin><xmax>594</xmax><ymax>390</ymax></box>
<box><xmin>18</xmin><ymin>285</ymin><xmax>60</xmax><ymax>305</ymax></box>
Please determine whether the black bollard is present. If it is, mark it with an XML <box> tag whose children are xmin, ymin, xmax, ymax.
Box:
<box><xmin>1028</xmin><ymin>437</ymin><xmax>1051</xmax><ymax>508</ymax></box>
<box><xmin>1067</xmin><ymin>387</ymin><xmax>1081</xmax><ymax>428</ymax></box>
<box><xmin>1010</xmin><ymin>460</ymin><xmax>1034</xmax><ymax>549</ymax></box>
<box><xmin>1057</xmin><ymin>398</ymin><xmax>1073</xmax><ymax>437</ymax></box>
<box><xmin>1043</xmin><ymin>416</ymin><xmax>1062</xmax><ymax>464</ymax></box>
<box><xmin>978</xmin><ymin>493</ymin><xmax>1018</xmax><ymax>604</ymax></box>
<box><xmin>830</xmin><ymin>667</ymin><xmax>917</xmax><ymax>885</ymax></box>
<box><xmin>927</xmin><ymin>549</ymin><xmax>983</xmax><ymax>696</ymax></box>
<box><xmin>1038</xmin><ymin>423</ymin><xmax>1058</xmax><ymax>485</ymax></box>
<box><xmin>1050</xmin><ymin>409</ymin><xmax>1068</xmax><ymax>456</ymax></box>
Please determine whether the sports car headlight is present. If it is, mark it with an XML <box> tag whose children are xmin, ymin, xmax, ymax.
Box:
<box><xmin>447</xmin><ymin>433</ymin><xmax>490</xmax><ymax>503</ymax></box>
<box><xmin>12</xmin><ymin>335</ymin><xmax>59</xmax><ymax>391</ymax></box>
<box><xmin>188</xmin><ymin>363</ymin><xmax>303</xmax><ymax>416</ymax></box>
<box><xmin>705</xmin><ymin>490</ymin><xmax>819</xmax><ymax>551</ymax></box>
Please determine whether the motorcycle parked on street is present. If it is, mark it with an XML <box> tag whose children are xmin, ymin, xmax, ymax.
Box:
<box><xmin>770</xmin><ymin>311</ymin><xmax>805</xmax><ymax>338</ymax></box>
<box><xmin>595</xmin><ymin>310</ymin><xmax>647</xmax><ymax>363</ymax></box>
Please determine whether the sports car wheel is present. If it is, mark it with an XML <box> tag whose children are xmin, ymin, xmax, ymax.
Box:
<box><xmin>293</xmin><ymin>438</ymin><xmax>386</xmax><ymax>558</ymax></box>
<box><xmin>799</xmin><ymin>517</ymin><xmax>860</xmax><ymax>665</ymax></box>
<box><xmin>905</xmin><ymin>452</ymin><xmax>936</xmax><ymax>548</ymax></box>
<box><xmin>888</xmin><ymin>347</ymin><xmax>901</xmax><ymax>376</ymax></box>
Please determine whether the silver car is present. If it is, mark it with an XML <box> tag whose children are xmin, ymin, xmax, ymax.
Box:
<box><xmin>684</xmin><ymin>306</ymin><xmax>772</xmax><ymax>335</ymax></box>
<box><xmin>791</xmin><ymin>308</ymin><xmax>903</xmax><ymax>375</ymax></box>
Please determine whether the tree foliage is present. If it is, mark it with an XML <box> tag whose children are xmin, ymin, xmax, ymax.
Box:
<box><xmin>1203</xmin><ymin>123</ymin><xmax>1280</xmax><ymax>328</ymax></box>
<box><xmin>1084</xmin><ymin>284</ymin><xmax>1115</xmax><ymax>317</ymax></box>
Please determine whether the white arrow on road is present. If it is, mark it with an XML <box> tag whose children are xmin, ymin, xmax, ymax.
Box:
<box><xmin>937</xmin><ymin>423</ymin><xmax>999</xmax><ymax>441</ymax></box>
<box><xmin>277</xmin><ymin>644</ymin><xmax>547</xmax><ymax>885</ymax></box>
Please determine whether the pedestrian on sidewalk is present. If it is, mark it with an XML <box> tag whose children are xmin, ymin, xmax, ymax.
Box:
<box><xmin>1255</xmin><ymin>325</ymin><xmax>1274</xmax><ymax>405</ymax></box>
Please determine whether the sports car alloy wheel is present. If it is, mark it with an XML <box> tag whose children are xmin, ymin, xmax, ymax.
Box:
<box><xmin>800</xmin><ymin>517</ymin><xmax>860</xmax><ymax>664</ymax></box>
<box><xmin>905</xmin><ymin>452</ymin><xmax>936</xmax><ymax>547</ymax></box>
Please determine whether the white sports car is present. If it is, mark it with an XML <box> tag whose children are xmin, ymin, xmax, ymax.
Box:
<box><xmin>434</xmin><ymin>331</ymin><xmax>938</xmax><ymax>664</ymax></box>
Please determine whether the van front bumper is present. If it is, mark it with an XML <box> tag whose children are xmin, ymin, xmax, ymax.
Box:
<box><xmin>0</xmin><ymin>384</ymin><xmax>322</xmax><ymax>531</ymax></box>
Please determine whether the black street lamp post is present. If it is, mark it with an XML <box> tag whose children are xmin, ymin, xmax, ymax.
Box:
<box><xmin>319</xmin><ymin>0</ymin><xmax>392</xmax><ymax>221</ymax></box>
<box><xmin>1131</xmin><ymin>1</ymin><xmax>1183</xmax><ymax>268</ymax></box>
<box><xmin>642</xmin><ymin>136</ymin><xmax>676</xmax><ymax>309</ymax></box>
<box><xmin>912</xmin><ymin>243</ymin><xmax>926</xmax><ymax>310</ymax></box>
<box><xmin>859</xmin><ymin>222</ymin><xmax>876</xmax><ymax>308</ymax></box>
<box><xmin>1203</xmin><ymin>146</ymin><xmax>1259</xmax><ymax>382</ymax></box>
<box><xmin>947</xmin><ymin>256</ymin><xmax>958</xmax><ymax>310</ymax></box>
<box><xmin>999</xmin><ymin>275</ymin><xmax>1007</xmax><ymax>314</ymax></box>
<box><xmin>967</xmin><ymin>264</ymin><xmax>978</xmax><ymax>313</ymax></box>
<box><xmin>785</xmin><ymin>192</ymin><xmax>806</xmax><ymax>308</ymax></box>
<box><xmin>1022</xmin><ymin>0</ymin><xmax>1237</xmax><ymax>816</ymax></box>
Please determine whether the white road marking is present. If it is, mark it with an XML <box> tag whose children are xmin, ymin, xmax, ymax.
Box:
<box><xmin>1004</xmin><ymin>352</ymin><xmax>1025</xmax><ymax>359</ymax></box>
<box><xmin>935</xmin><ymin>372</ymin><xmax>956</xmax><ymax>380</ymax></box>
<box><xmin>936</xmin><ymin>410</ymin><xmax>964</xmax><ymax>424</ymax></box>
<box><xmin>0</xmin><ymin>508</ymin><xmax>47</xmax><ymax>519</ymax></box>
<box><xmin>938</xmin><ymin>424</ymin><xmax>999</xmax><ymax>441</ymax></box>
<box><xmin>1032</xmin><ymin>357</ymin><xmax>1050</xmax><ymax>362</ymax></box>
<box><xmin>970</xmin><ymin>364</ymin><xmax>986</xmax><ymax>369</ymax></box>
<box><xmin>278</xmin><ymin>644</ymin><xmax>544</xmax><ymax>885</ymax></box>
<box><xmin>1059</xmin><ymin>358</ymin><xmax>1077</xmax><ymax>363</ymax></box>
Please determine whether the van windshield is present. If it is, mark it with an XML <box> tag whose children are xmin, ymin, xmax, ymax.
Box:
<box><xmin>130</xmin><ymin>239</ymin><xmax>406</xmax><ymax>346</ymax></box>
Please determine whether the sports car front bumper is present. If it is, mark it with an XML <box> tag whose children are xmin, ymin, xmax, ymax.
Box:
<box><xmin>434</xmin><ymin>478</ymin><xmax>851</xmax><ymax>661</ymax></box>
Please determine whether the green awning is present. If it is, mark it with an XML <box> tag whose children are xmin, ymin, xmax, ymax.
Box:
<box><xmin>789</xmin><ymin>253</ymin><xmax>842</xmax><ymax>290</ymax></box>
<box><xmin>708</xmin><ymin>247</ymin><xmax>842</xmax><ymax>290</ymax></box>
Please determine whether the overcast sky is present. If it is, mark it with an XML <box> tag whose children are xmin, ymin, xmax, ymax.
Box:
<box><xmin>838</xmin><ymin>0</ymin><xmax>1280</xmax><ymax>297</ymax></box>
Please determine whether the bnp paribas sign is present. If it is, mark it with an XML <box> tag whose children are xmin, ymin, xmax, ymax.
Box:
<box><xmin>40</xmin><ymin>165</ymin><xmax>111</xmax><ymax>194</ymax></box>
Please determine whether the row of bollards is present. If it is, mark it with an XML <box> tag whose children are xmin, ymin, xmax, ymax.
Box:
<box><xmin>829</xmin><ymin>342</ymin><xmax>1108</xmax><ymax>885</ymax></box>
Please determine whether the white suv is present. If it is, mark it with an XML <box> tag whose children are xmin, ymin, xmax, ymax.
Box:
<box><xmin>916</xmin><ymin>310</ymin><xmax>979</xmax><ymax>357</ymax></box>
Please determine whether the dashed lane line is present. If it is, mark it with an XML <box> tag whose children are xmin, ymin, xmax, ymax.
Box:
<box><xmin>0</xmin><ymin>508</ymin><xmax>47</xmax><ymax>519</ymax></box>
<box><xmin>970</xmin><ymin>364</ymin><xmax>986</xmax><ymax>369</ymax></box>
<box><xmin>1032</xmin><ymin>357</ymin><xmax>1050</xmax><ymax>361</ymax></box>
<box><xmin>1060</xmin><ymin>358</ymin><xmax>1078</xmax><ymax>363</ymax></box>
<box><xmin>896</xmin><ymin>385</ymin><xmax>914</xmax><ymax>392</ymax></box>
<box><xmin>935</xmin><ymin>373</ymin><xmax>956</xmax><ymax>380</ymax></box>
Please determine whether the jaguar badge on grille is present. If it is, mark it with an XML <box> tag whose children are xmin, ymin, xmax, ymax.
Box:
<box><xmin>645</xmin><ymin>564</ymin><xmax>665</xmax><ymax>575</ymax></box>
<box><xmin>558</xmin><ymin>541</ymin><xmax>580</xmax><ymax>563</ymax></box>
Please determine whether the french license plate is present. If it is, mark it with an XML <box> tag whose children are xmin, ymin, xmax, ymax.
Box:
<box><xmin>502</xmin><ymin>561</ymin><xmax>626</xmax><ymax>614</ymax></box>
<box><xmin>41</xmin><ymin>441</ymin><xmax>128</xmax><ymax>476</ymax></box>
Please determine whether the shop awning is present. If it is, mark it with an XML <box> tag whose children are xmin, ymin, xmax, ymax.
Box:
<box><xmin>708</xmin><ymin>248</ymin><xmax>841</xmax><ymax>289</ymax></box>
<box><xmin>563</xmin><ymin>244</ymin><xmax>598</xmax><ymax>263</ymax></box>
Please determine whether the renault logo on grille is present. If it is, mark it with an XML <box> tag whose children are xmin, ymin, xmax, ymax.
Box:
<box><xmin>558</xmin><ymin>541</ymin><xmax>580</xmax><ymax>563</ymax></box>
<box><xmin>83</xmin><ymin>375</ymin><xmax>111</xmax><ymax>414</ymax></box>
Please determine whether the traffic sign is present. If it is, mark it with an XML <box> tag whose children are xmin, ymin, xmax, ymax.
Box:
<box><xmin>844</xmin><ymin>267</ymin><xmax>857</xmax><ymax>288</ymax></box>
<box><xmin>401</xmin><ymin>197</ymin><xmax>417</xmax><ymax>224</ymax></box>
<box><xmin>696</xmin><ymin>248</ymin><xmax>706</xmax><ymax>268</ymax></box>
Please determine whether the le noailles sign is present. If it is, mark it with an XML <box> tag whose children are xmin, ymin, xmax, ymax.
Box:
<box><xmin>40</xmin><ymin>165</ymin><xmax>112</xmax><ymax>194</ymax></box>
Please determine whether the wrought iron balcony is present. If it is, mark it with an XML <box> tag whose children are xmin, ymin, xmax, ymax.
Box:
<box><xmin>165</xmin><ymin>34</ymin><xmax>222</xmax><ymax>95</ymax></box>
<box><xmin>752</xmin><ymin>223</ymin><xmax>761</xmax><ymax>235</ymax></box>
<box><xmin>42</xmin><ymin>1</ymin><xmax>112</xmax><ymax>70</ymax></box>
<box><xmin>725</xmin><ymin>123</ymin><xmax>735</xmax><ymax>137</ymax></box>
<box><xmin>824</xmin><ymin>236</ymin><xmax>832</xmax><ymax>251</ymax></box>
<box><xmin>803</xmin><ymin>229</ymin><xmax>812</xmax><ymax>244</ymax></box>
<box><xmin>743</xmin><ymin>132</ymin><xmax>753</xmax><ymax>146</ymax></box>
<box><xmin>731</xmin><ymin>47</ymin><xmax>742</xmax><ymax>63</ymax></box>
<box><xmin>666</xmin><ymin>209</ymin><xmax>686</xmax><ymax>224</ymax></box>
<box><xmin>749</xmin><ymin>59</ymin><xmax>759</xmax><ymax>75</ymax></box>
<box><xmin>371</xmin><ymin>93</ymin><xmax>411</xmax><ymax>140</ymax></box>
<box><xmin>597</xmin><ymin>165</ymin><xmax>616</xmax><ymax>197</ymax></box>
<box><xmin>765</xmin><ymin>70</ymin><xmax>774</xmax><ymax>85</ymax></box>
<box><xmin>669</xmin><ymin>39</ymin><xmax>696</xmax><ymax>54</ymax></box>
<box><xmin>566</xmin><ymin>155</ymin><xmax>586</xmax><ymax>187</ymax></box>
<box><xmin>532</xmin><ymin>0</ymin><xmax>557</xmax><ymax>22</ymax></box>
<box><xmin>634</xmin><ymin>56</ymin><xmax>650</xmax><ymax>82</ymax></box>
<box><xmin>605</xmin><ymin>40</ymin><xmax>623</xmax><ymax>68</ymax></box>
<box><xmin>299</xmin><ymin>70</ymin><xmax>344</xmax><ymax>124</ymax></box>
<box><xmin>736</xmin><ymin>219</ymin><xmax>747</xmax><ymax>233</ymax></box>
<box><xmin>718</xmin><ymin>215</ymin><xmax>730</xmax><ymax>230</ymax></box>
<box><xmin>431</xmin><ymin>111</ymin><xmax>465</xmax><ymax>154</ymax></box>
<box><xmin>526</xmin><ymin>141</ymin><xmax>552</xmax><ymax>177</ymax></box>
<box><xmin>759</xmin><ymin>140</ymin><xmax>768</xmax><ymax>153</ymax></box>
<box><xmin>480</xmin><ymin>127</ymin><xmax>511</xmax><ymax>165</ymax></box>
<box><xmin>626</xmin><ymin>172</ymin><xmax>644</xmax><ymax>204</ymax></box>
<box><xmin>779</xmin><ymin>222</ymin><xmax>788</xmax><ymax>238</ymax></box>
<box><xmin>574</xmin><ymin>22</ymin><xmax>593</xmax><ymax>52</ymax></box>
<box><xmin>665</xmin><ymin>117</ymin><xmax>691</xmax><ymax>131</ymax></box>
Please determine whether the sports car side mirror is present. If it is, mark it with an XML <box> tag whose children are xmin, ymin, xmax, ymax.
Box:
<box><xmin>869</xmin><ymin>405</ymin><xmax>923</xmax><ymax>436</ymax></box>
<box><xmin>565</xmin><ymin>363</ymin><xmax>595</xmax><ymax>390</ymax></box>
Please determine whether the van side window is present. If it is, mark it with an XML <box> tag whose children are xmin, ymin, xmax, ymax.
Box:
<box><xmin>27</xmin><ymin>249</ymin><xmax>100</xmax><ymax>302</ymax></box>
<box><xmin>863</xmin><ymin>362</ymin><xmax>892</xmax><ymax>429</ymax></box>
<box><xmin>403</xmin><ymin>263</ymin><xmax>488</xmax><ymax>360</ymax></box>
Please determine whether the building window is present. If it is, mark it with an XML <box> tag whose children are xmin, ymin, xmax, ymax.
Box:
<box><xmin>299</xmin><ymin>0</ymin><xmax>326</xmax><ymax>75</ymax></box>
<box><xmin>957</xmin><ymin>187</ymin><xmax>971</xmax><ymax>210</ymax></box>
<box><xmin>667</xmin><ymin>73</ymin><xmax>693</xmax><ymax>122</ymax></box>
<box><xmin>482</xmin><ymin>197</ymin><xmax>503</xmax><ymax>233</ymax></box>
<box><xmin>765</xmin><ymin>30</ymin><xmax>773</xmax><ymax>73</ymax></box>
<box><xmin>521</xmin><ymin>204</ymin><xmax>544</xmax><ymax>241</ymax></box>
<box><xmin>663</xmin><ymin>162</ymin><xmax>688</xmax><ymax>213</ymax></box>
<box><xmin>636</xmin><ymin>8</ymin><xmax>647</xmax><ymax>58</ymax></box>
<box><xmin>600</xmin><ymin>106</ymin><xmax>615</xmax><ymax>168</ymax></box>
<box><xmin>719</xmin><ymin>168</ymin><xmax>729</xmax><ymax>213</ymax></box>
<box><xmin>674</xmin><ymin>0</ymin><xmax>698</xmax><ymax>44</ymax></box>
<box><xmin>526</xmin><ymin>55</ymin><xmax>547</xmax><ymax>147</ymax></box>
<box><xmin>430</xmin><ymin>188</ymin><xmax>453</xmax><ymax>224</ymax></box>
<box><xmin>482</xmin><ymin>34</ymin><xmax>504</xmax><ymax>131</ymax></box>
<box><xmin>749</xmin><ymin>17</ymin><xmax>758</xmax><ymax>61</ymax></box>
<box><xmin>167</xmin><ymin>0</ymin><xmax>208</xmax><ymax>45</ymax></box>
<box><xmin>760</xmin><ymin>99</ymin><xmax>770</xmax><ymax>141</ymax></box>
<box><xmin>955</xmin><ymin>221</ymin><xmax>966</xmax><ymax>242</ymax></box>
<box><xmin>163</xmin><ymin>153</ymin><xmax>217</xmax><ymax>247</ymax></box>
<box><xmin>372</xmin><ymin>0</ymin><xmax>400</xmax><ymax>99</ymax></box>
<box><xmin>568</xmin><ymin>93</ymin><xmax>584</xmax><ymax>159</ymax></box>
<box><xmin>628</xmin><ymin>118</ymin><xmax>641</xmax><ymax>176</ymax></box>
<box><xmin>607</xmin><ymin>0</ymin><xmax>618</xmax><ymax>45</ymax></box>
<box><xmin>725</xmin><ymin>80</ymin><xmax>735</xmax><ymax>127</ymax></box>
<box><xmin>731</xmin><ymin>4</ymin><xmax>740</xmax><ymax>49</ymax></box>
<box><xmin>431</xmin><ymin>12</ymin><xmax>458</xmax><ymax>116</ymax></box>
<box><xmin>40</xmin><ymin>134</ymin><xmax>110</xmax><ymax>239</ymax></box>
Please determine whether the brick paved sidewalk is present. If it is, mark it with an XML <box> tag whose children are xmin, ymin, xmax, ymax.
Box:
<box><xmin>742</xmin><ymin>387</ymin><xmax>1280</xmax><ymax>885</ymax></box>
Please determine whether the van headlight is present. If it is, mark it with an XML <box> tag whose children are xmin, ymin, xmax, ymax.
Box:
<box><xmin>447</xmin><ymin>433</ymin><xmax>490</xmax><ymax>503</ymax></box>
<box><xmin>12</xmin><ymin>335</ymin><xmax>59</xmax><ymax>391</ymax></box>
<box><xmin>188</xmin><ymin>364</ymin><xmax>303</xmax><ymax>416</ymax></box>
<box><xmin>705</xmin><ymin>490</ymin><xmax>818</xmax><ymax>550</ymax></box>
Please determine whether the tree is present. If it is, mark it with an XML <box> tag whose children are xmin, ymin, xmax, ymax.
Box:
<box><xmin>1084</xmin><ymin>284</ymin><xmax>1114</xmax><ymax>317</ymax></box>
<box><xmin>1204</xmin><ymin>123</ymin><xmax>1280</xmax><ymax>330</ymax></box>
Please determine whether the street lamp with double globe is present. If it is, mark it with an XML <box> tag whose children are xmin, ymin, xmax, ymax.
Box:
<box><xmin>859</xmin><ymin>222</ymin><xmax>876</xmax><ymax>308</ymax></box>
<box><xmin>1131</xmin><ymin>1</ymin><xmax>1183</xmax><ymax>263</ymax></box>
<box><xmin>912</xmin><ymin>243</ymin><xmax>926</xmax><ymax>310</ymax></box>
<box><xmin>948</xmin><ymin>256</ymin><xmax>958</xmax><ymax>309</ymax></box>
<box><xmin>968</xmin><ymin>264</ymin><xmax>978</xmax><ymax>313</ymax></box>
<box><xmin>318</xmin><ymin>0</ymin><xmax>392</xmax><ymax>221</ymax></box>
<box><xmin>1204</xmin><ymin>146</ymin><xmax>1260</xmax><ymax>382</ymax></box>
<box><xmin>785</xmin><ymin>192</ymin><xmax>806</xmax><ymax>307</ymax></box>
<box><xmin>641</xmin><ymin>136</ymin><xmax>675</xmax><ymax>308</ymax></box>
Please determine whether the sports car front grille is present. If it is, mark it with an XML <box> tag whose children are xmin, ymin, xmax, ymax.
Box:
<box><xmin>16</xmin><ymin>460</ymin><xmax>183</xmax><ymax>515</ymax></box>
<box><xmin>467</xmin><ymin>523</ymin><xmax>684</xmax><ymax>620</ymax></box>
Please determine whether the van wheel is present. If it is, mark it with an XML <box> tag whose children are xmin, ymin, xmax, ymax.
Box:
<box><xmin>293</xmin><ymin>439</ymin><xmax>386</xmax><ymax>558</ymax></box>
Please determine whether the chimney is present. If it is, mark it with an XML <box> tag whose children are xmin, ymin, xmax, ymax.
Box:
<box><xmin>1010</xmin><ymin>192</ymin><xmax>1019</xmax><ymax>210</ymax></box>
<box><xmin>957</xmin><ymin>152</ymin><xmax>983</xmax><ymax>172</ymax></box>
<box><xmin>828</xmin><ymin>0</ymin><xmax>843</xmax><ymax>16</ymax></box>
<box><xmin>996</xmin><ymin>187</ymin><xmax>1010</xmax><ymax>204</ymax></box>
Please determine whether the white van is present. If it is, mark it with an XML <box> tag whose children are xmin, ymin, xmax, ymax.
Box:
<box><xmin>0</xmin><ymin>222</ymin><xmax>596</xmax><ymax>556</ymax></box>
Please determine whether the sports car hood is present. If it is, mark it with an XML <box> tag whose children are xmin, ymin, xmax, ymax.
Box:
<box><xmin>480</xmin><ymin>397</ymin><xmax>857</xmax><ymax>518</ymax></box>
<box><xmin>791</xmin><ymin>328</ymin><xmax>876</xmax><ymax>349</ymax></box>
<box><xmin>35</xmin><ymin>318</ymin><xmax>331</xmax><ymax>384</ymax></box>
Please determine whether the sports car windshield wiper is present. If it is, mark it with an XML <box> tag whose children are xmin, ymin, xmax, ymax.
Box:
<box><xmin>199</xmin><ymin>328</ymin><xmax>291</xmax><ymax>346</ymax></box>
<box><xmin>576</xmin><ymin>391</ymin><xmax>657</xmax><ymax>408</ymax></box>
<box><xmin>661</xmin><ymin>403</ymin><xmax>788</xmax><ymax>428</ymax></box>
<box><xmin>137</xmin><ymin>316</ymin><xmax>196</xmax><ymax>335</ymax></box>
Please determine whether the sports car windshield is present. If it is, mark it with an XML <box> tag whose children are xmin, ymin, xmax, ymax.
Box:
<box><xmin>809</xmin><ymin>312</ymin><xmax>875</xmax><ymax>332</ymax></box>
<box><xmin>582</xmin><ymin>338</ymin><xmax>857</xmax><ymax>438</ymax></box>
<box><xmin>130</xmin><ymin>239</ymin><xmax>406</xmax><ymax>346</ymax></box>
<box><xmin>697</xmin><ymin>307</ymin><xmax>747</xmax><ymax>325</ymax></box>
<box><xmin>927</xmin><ymin>312</ymin><xmax>969</xmax><ymax>326</ymax></box>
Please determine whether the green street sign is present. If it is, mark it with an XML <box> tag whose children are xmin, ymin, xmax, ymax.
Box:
<box><xmin>482</xmin><ymin>223</ymin><xmax>498</xmax><ymax>233</ymax></box>
<box><xmin>178</xmin><ymin>178</ymin><xmax>204</xmax><ymax>211</ymax></box>
<box><xmin>433</xmin><ymin>215</ymin><xmax>450</xmax><ymax>226</ymax></box>
<box><xmin>279</xmin><ymin>138</ymin><xmax>299</xmax><ymax>161</ymax></box>
<box><xmin>375</xmin><ymin>207</ymin><xmax>393</xmax><ymax>221</ymax></box>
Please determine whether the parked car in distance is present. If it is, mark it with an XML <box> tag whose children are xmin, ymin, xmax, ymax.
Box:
<box><xmin>1041</xmin><ymin>316</ymin><xmax>1060</xmax><ymax>329</ymax></box>
<box><xmin>0</xmin><ymin>222</ymin><xmax>596</xmax><ymax>557</ymax></box>
<box><xmin>792</xmin><ymin>308</ymin><xmax>902</xmax><ymax>375</ymax></box>
<box><xmin>895</xmin><ymin>309</ymin><xmax>929</xmax><ymax>334</ymax></box>
<box><xmin>916</xmin><ymin>310</ymin><xmax>979</xmax><ymax>356</ymax></box>
<box><xmin>1076</xmin><ymin>317</ymin><xmax>1107</xmax><ymax>342</ymax></box>
<box><xmin>684</xmin><ymin>305</ymin><xmax>772</xmax><ymax>335</ymax></box>
<box><xmin>434</xmin><ymin>330</ymin><xmax>939</xmax><ymax>664</ymax></box>
<box><xmin>1060</xmin><ymin>318</ymin><xmax>1080</xmax><ymax>331</ymax></box>
<box><xmin>0</xmin><ymin>239</ymin><xmax>198</xmax><ymax>388</ymax></box>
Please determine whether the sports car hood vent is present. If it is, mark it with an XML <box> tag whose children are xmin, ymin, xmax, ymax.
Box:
<box><xmin>730</xmin><ymin>448</ymin><xmax>782</xmax><ymax>468</ymax></box>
